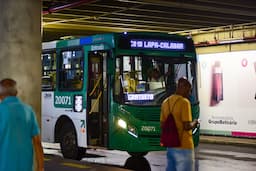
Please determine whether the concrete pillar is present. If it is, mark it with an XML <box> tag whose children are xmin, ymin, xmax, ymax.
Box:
<box><xmin>0</xmin><ymin>1</ymin><xmax>41</xmax><ymax>124</ymax></box>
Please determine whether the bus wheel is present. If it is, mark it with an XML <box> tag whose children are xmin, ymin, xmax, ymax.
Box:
<box><xmin>60</xmin><ymin>124</ymin><xmax>85</xmax><ymax>160</ymax></box>
<box><xmin>128</xmin><ymin>152</ymin><xmax>148</xmax><ymax>157</ymax></box>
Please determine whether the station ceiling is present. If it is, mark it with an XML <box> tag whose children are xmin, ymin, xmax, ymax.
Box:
<box><xmin>42</xmin><ymin>0</ymin><xmax>256</xmax><ymax>42</ymax></box>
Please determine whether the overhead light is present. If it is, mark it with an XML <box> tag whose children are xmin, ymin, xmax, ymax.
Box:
<box><xmin>60</xmin><ymin>36</ymin><xmax>75</xmax><ymax>40</ymax></box>
<box><xmin>219</xmin><ymin>39</ymin><xmax>244</xmax><ymax>44</ymax></box>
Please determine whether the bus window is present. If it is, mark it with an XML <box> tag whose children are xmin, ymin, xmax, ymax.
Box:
<box><xmin>114</xmin><ymin>56</ymin><xmax>198</xmax><ymax>105</ymax></box>
<box><xmin>59</xmin><ymin>50</ymin><xmax>84</xmax><ymax>90</ymax></box>
<box><xmin>42</xmin><ymin>53</ymin><xmax>56</xmax><ymax>90</ymax></box>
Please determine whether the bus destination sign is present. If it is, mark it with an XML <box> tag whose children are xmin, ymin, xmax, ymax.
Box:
<box><xmin>130</xmin><ymin>39</ymin><xmax>185</xmax><ymax>50</ymax></box>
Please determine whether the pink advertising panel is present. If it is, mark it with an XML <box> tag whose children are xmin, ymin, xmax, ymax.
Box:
<box><xmin>198</xmin><ymin>50</ymin><xmax>256</xmax><ymax>138</ymax></box>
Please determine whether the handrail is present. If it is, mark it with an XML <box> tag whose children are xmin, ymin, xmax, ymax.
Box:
<box><xmin>89</xmin><ymin>74</ymin><xmax>102</xmax><ymax>96</ymax></box>
<box><xmin>89</xmin><ymin>75</ymin><xmax>107</xmax><ymax>115</ymax></box>
<box><xmin>89</xmin><ymin>91</ymin><xmax>102</xmax><ymax>115</ymax></box>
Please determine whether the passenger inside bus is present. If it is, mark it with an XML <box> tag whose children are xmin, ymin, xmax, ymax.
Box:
<box><xmin>123</xmin><ymin>72</ymin><xmax>138</xmax><ymax>92</ymax></box>
<box><xmin>73</xmin><ymin>72</ymin><xmax>82</xmax><ymax>89</ymax></box>
<box><xmin>147</xmin><ymin>67</ymin><xmax>164</xmax><ymax>90</ymax></box>
<box><xmin>165</xmin><ymin>65</ymin><xmax>176</xmax><ymax>95</ymax></box>
<box><xmin>148</xmin><ymin>68</ymin><xmax>163</xmax><ymax>82</ymax></box>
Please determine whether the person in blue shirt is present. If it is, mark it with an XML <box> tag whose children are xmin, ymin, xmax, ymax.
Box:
<box><xmin>0</xmin><ymin>78</ymin><xmax>44</xmax><ymax>171</ymax></box>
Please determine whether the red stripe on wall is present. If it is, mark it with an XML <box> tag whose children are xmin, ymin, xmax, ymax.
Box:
<box><xmin>232</xmin><ymin>131</ymin><xmax>256</xmax><ymax>138</ymax></box>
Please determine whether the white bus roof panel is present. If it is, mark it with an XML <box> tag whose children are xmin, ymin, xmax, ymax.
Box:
<box><xmin>42</xmin><ymin>41</ymin><xmax>57</xmax><ymax>50</ymax></box>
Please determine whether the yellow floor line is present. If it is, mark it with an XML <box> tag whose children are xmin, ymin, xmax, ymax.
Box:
<box><xmin>62</xmin><ymin>162</ymin><xmax>91</xmax><ymax>169</ymax></box>
<box><xmin>44</xmin><ymin>157</ymin><xmax>51</xmax><ymax>161</ymax></box>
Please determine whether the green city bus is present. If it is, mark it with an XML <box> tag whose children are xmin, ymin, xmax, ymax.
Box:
<box><xmin>41</xmin><ymin>32</ymin><xmax>200</xmax><ymax>160</ymax></box>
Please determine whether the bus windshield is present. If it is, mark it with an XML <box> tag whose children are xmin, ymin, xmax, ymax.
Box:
<box><xmin>114</xmin><ymin>55</ymin><xmax>198</xmax><ymax>106</ymax></box>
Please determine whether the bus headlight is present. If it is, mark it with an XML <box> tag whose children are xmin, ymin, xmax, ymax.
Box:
<box><xmin>117</xmin><ymin>118</ymin><xmax>138</xmax><ymax>138</ymax></box>
<box><xmin>74</xmin><ymin>95</ymin><xmax>83</xmax><ymax>112</ymax></box>
<box><xmin>117</xmin><ymin>119</ymin><xmax>127</xmax><ymax>129</ymax></box>
<box><xmin>128</xmin><ymin>125</ymin><xmax>138</xmax><ymax>138</ymax></box>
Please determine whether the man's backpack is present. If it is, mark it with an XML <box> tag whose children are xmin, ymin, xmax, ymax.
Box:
<box><xmin>160</xmin><ymin>98</ymin><xmax>180</xmax><ymax>147</ymax></box>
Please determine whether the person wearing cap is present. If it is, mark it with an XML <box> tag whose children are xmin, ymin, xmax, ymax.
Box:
<box><xmin>160</xmin><ymin>77</ymin><xmax>199</xmax><ymax>171</ymax></box>
<box><xmin>0</xmin><ymin>78</ymin><xmax>44</xmax><ymax>171</ymax></box>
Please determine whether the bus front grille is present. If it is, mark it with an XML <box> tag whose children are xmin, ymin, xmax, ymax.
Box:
<box><xmin>140</xmin><ymin>135</ymin><xmax>161</xmax><ymax>147</ymax></box>
<box><xmin>132</xmin><ymin>107</ymin><xmax>160</xmax><ymax>122</ymax></box>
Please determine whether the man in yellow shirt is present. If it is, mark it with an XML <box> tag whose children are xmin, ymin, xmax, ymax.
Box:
<box><xmin>160</xmin><ymin>77</ymin><xmax>199</xmax><ymax>171</ymax></box>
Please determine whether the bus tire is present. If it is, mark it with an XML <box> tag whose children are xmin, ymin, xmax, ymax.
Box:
<box><xmin>60</xmin><ymin>124</ymin><xmax>85</xmax><ymax>160</ymax></box>
<box><xmin>128</xmin><ymin>152</ymin><xmax>148</xmax><ymax>157</ymax></box>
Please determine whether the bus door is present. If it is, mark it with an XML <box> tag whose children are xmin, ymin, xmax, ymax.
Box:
<box><xmin>87</xmin><ymin>50</ymin><xmax>109</xmax><ymax>147</ymax></box>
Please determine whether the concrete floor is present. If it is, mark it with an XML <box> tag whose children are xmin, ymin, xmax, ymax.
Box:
<box><xmin>43</xmin><ymin>139</ymin><xmax>256</xmax><ymax>171</ymax></box>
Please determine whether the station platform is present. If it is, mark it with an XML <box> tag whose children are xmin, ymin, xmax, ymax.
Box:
<box><xmin>200</xmin><ymin>135</ymin><xmax>256</xmax><ymax>147</ymax></box>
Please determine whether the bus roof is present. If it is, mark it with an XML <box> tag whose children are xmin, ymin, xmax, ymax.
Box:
<box><xmin>56</xmin><ymin>33</ymin><xmax>115</xmax><ymax>48</ymax></box>
<box><xmin>51</xmin><ymin>32</ymin><xmax>195</xmax><ymax>55</ymax></box>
